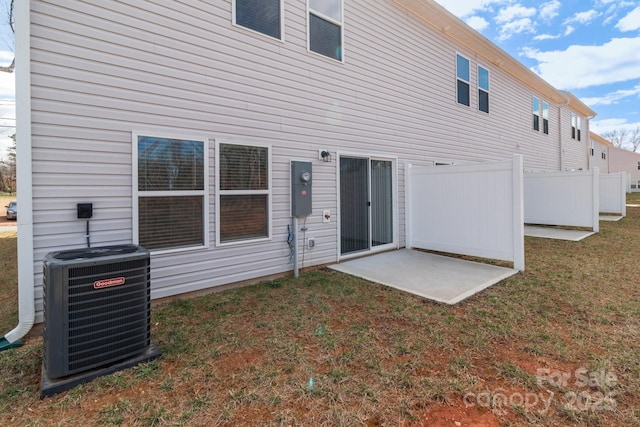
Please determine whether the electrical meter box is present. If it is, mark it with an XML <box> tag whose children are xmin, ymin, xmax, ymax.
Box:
<box><xmin>291</xmin><ymin>161</ymin><xmax>312</xmax><ymax>217</ymax></box>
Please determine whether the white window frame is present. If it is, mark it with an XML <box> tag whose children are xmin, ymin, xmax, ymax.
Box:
<box><xmin>456</xmin><ymin>53</ymin><xmax>471</xmax><ymax>107</ymax></box>
<box><xmin>132</xmin><ymin>131</ymin><xmax>210</xmax><ymax>254</ymax></box>
<box><xmin>215</xmin><ymin>140</ymin><xmax>273</xmax><ymax>247</ymax></box>
<box><xmin>232</xmin><ymin>0</ymin><xmax>285</xmax><ymax>42</ymax></box>
<box><xmin>477</xmin><ymin>65</ymin><xmax>489</xmax><ymax>113</ymax></box>
<box><xmin>532</xmin><ymin>96</ymin><xmax>540</xmax><ymax>132</ymax></box>
<box><xmin>307</xmin><ymin>0</ymin><xmax>345</xmax><ymax>62</ymax></box>
<box><xmin>542</xmin><ymin>101</ymin><xmax>549</xmax><ymax>134</ymax></box>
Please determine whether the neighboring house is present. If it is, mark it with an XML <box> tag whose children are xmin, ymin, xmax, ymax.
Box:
<box><xmin>589</xmin><ymin>132</ymin><xmax>611</xmax><ymax>174</ymax></box>
<box><xmin>12</xmin><ymin>0</ymin><xmax>598</xmax><ymax>331</ymax></box>
<box><xmin>608</xmin><ymin>144</ymin><xmax>640</xmax><ymax>192</ymax></box>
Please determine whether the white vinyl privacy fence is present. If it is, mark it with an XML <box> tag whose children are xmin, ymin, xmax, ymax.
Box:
<box><xmin>406</xmin><ymin>155</ymin><xmax>524</xmax><ymax>271</ymax></box>
<box><xmin>600</xmin><ymin>172</ymin><xmax>627</xmax><ymax>216</ymax></box>
<box><xmin>524</xmin><ymin>168</ymin><xmax>599</xmax><ymax>232</ymax></box>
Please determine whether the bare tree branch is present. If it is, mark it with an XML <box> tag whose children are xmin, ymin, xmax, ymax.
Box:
<box><xmin>0</xmin><ymin>0</ymin><xmax>14</xmax><ymax>74</ymax></box>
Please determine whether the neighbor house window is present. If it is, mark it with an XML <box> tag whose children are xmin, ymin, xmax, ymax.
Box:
<box><xmin>601</xmin><ymin>147</ymin><xmax>607</xmax><ymax>160</ymax></box>
<box><xmin>456</xmin><ymin>54</ymin><xmax>470</xmax><ymax>106</ymax></box>
<box><xmin>571</xmin><ymin>113</ymin><xmax>581</xmax><ymax>140</ymax></box>
<box><xmin>234</xmin><ymin>0</ymin><xmax>283</xmax><ymax>40</ymax></box>
<box><xmin>590</xmin><ymin>140</ymin><xmax>595</xmax><ymax>156</ymax></box>
<box><xmin>134</xmin><ymin>134</ymin><xmax>207</xmax><ymax>251</ymax></box>
<box><xmin>542</xmin><ymin>102</ymin><xmax>549</xmax><ymax>134</ymax></box>
<box><xmin>217</xmin><ymin>142</ymin><xmax>271</xmax><ymax>244</ymax></box>
<box><xmin>532</xmin><ymin>97</ymin><xmax>540</xmax><ymax>131</ymax></box>
<box><xmin>308</xmin><ymin>0</ymin><xmax>343</xmax><ymax>61</ymax></box>
<box><xmin>478</xmin><ymin>65</ymin><xmax>489</xmax><ymax>113</ymax></box>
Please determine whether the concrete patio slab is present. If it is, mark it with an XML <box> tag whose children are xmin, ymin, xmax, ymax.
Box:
<box><xmin>599</xmin><ymin>215</ymin><xmax>623</xmax><ymax>222</ymax></box>
<box><xmin>524</xmin><ymin>225</ymin><xmax>595</xmax><ymax>241</ymax></box>
<box><xmin>329</xmin><ymin>249</ymin><xmax>518</xmax><ymax>305</ymax></box>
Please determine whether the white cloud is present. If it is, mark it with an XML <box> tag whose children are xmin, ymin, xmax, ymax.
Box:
<box><xmin>0</xmin><ymin>67</ymin><xmax>14</xmax><ymax>99</ymax></box>
<box><xmin>564</xmin><ymin>25</ymin><xmax>575</xmax><ymax>36</ymax></box>
<box><xmin>563</xmin><ymin>10</ymin><xmax>600</xmax><ymax>25</ymax></box>
<box><xmin>540</xmin><ymin>0</ymin><xmax>561</xmax><ymax>20</ymax></box>
<box><xmin>522</xmin><ymin>37</ymin><xmax>640</xmax><ymax>90</ymax></box>
<box><xmin>534</xmin><ymin>33</ymin><xmax>562</xmax><ymax>41</ymax></box>
<box><xmin>466</xmin><ymin>16</ymin><xmax>490</xmax><ymax>32</ymax></box>
<box><xmin>495</xmin><ymin>5</ymin><xmax>537</xmax><ymax>23</ymax></box>
<box><xmin>616</xmin><ymin>6</ymin><xmax>640</xmax><ymax>31</ymax></box>
<box><xmin>591</xmin><ymin>118</ymin><xmax>640</xmax><ymax>136</ymax></box>
<box><xmin>581</xmin><ymin>84</ymin><xmax>640</xmax><ymax>106</ymax></box>
<box><xmin>498</xmin><ymin>18</ymin><xmax>536</xmax><ymax>41</ymax></box>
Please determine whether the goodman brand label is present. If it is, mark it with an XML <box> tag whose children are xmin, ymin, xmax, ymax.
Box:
<box><xmin>93</xmin><ymin>277</ymin><xmax>126</xmax><ymax>289</ymax></box>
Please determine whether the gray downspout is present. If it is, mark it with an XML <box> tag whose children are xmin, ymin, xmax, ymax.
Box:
<box><xmin>0</xmin><ymin>0</ymin><xmax>34</xmax><ymax>351</ymax></box>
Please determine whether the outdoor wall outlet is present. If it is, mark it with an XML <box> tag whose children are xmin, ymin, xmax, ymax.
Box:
<box><xmin>308</xmin><ymin>238</ymin><xmax>316</xmax><ymax>249</ymax></box>
<box><xmin>322</xmin><ymin>210</ymin><xmax>331</xmax><ymax>223</ymax></box>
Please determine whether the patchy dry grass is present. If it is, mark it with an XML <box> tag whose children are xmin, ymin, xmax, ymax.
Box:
<box><xmin>1</xmin><ymin>195</ymin><xmax>640</xmax><ymax>426</ymax></box>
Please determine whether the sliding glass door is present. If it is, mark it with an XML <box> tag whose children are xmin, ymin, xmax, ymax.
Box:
<box><xmin>340</xmin><ymin>156</ymin><xmax>394</xmax><ymax>255</ymax></box>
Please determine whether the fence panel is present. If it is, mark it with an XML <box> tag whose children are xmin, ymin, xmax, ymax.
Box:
<box><xmin>406</xmin><ymin>155</ymin><xmax>524</xmax><ymax>271</ymax></box>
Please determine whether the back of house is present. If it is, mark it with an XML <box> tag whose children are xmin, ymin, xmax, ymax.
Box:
<box><xmin>19</xmin><ymin>0</ymin><xmax>595</xmax><ymax>322</ymax></box>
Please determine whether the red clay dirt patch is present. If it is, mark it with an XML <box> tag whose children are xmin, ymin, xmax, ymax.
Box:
<box><xmin>408</xmin><ymin>402</ymin><xmax>501</xmax><ymax>426</ymax></box>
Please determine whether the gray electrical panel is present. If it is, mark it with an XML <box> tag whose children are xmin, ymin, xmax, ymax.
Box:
<box><xmin>291</xmin><ymin>161</ymin><xmax>312</xmax><ymax>217</ymax></box>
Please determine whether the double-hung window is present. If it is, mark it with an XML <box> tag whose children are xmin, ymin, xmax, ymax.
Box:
<box><xmin>542</xmin><ymin>102</ymin><xmax>549</xmax><ymax>134</ymax></box>
<box><xmin>134</xmin><ymin>134</ymin><xmax>207</xmax><ymax>251</ymax></box>
<box><xmin>532</xmin><ymin>97</ymin><xmax>540</xmax><ymax>131</ymax></box>
<box><xmin>478</xmin><ymin>66</ymin><xmax>489</xmax><ymax>113</ymax></box>
<box><xmin>308</xmin><ymin>0</ymin><xmax>343</xmax><ymax>61</ymax></box>
<box><xmin>216</xmin><ymin>142</ymin><xmax>271</xmax><ymax>245</ymax></box>
<box><xmin>571</xmin><ymin>113</ymin><xmax>581</xmax><ymax>140</ymax></box>
<box><xmin>590</xmin><ymin>140</ymin><xmax>595</xmax><ymax>156</ymax></box>
<box><xmin>456</xmin><ymin>54</ymin><xmax>470</xmax><ymax>106</ymax></box>
<box><xmin>234</xmin><ymin>0</ymin><xmax>283</xmax><ymax>40</ymax></box>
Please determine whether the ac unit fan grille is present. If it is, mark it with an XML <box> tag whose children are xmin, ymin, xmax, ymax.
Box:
<box><xmin>42</xmin><ymin>246</ymin><xmax>153</xmax><ymax>379</ymax></box>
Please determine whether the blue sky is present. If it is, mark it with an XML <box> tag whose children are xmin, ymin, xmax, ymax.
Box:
<box><xmin>0</xmin><ymin>0</ymin><xmax>14</xmax><ymax>162</ymax></box>
<box><xmin>435</xmin><ymin>0</ymin><xmax>640</xmax><ymax>141</ymax></box>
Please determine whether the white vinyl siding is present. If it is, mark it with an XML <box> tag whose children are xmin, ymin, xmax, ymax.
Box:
<box><xmin>27</xmin><ymin>0</ymin><xmax>587</xmax><ymax>319</ymax></box>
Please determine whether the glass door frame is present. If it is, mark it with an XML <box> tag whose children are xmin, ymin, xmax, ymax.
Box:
<box><xmin>337</xmin><ymin>152</ymin><xmax>399</xmax><ymax>260</ymax></box>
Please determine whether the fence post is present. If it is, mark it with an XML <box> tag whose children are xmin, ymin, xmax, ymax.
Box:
<box><xmin>512</xmin><ymin>155</ymin><xmax>525</xmax><ymax>271</ymax></box>
<box><xmin>405</xmin><ymin>163</ymin><xmax>413</xmax><ymax>249</ymax></box>
<box><xmin>592</xmin><ymin>167</ymin><xmax>600</xmax><ymax>233</ymax></box>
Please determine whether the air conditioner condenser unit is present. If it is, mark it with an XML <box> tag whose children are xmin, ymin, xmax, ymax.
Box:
<box><xmin>41</xmin><ymin>245</ymin><xmax>161</xmax><ymax>398</ymax></box>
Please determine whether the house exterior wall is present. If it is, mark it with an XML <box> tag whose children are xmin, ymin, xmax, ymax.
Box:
<box><xmin>28</xmin><ymin>0</ymin><xmax>591</xmax><ymax>320</ymax></box>
<box><xmin>588</xmin><ymin>137</ymin><xmax>610</xmax><ymax>174</ymax></box>
<box><xmin>609</xmin><ymin>146</ymin><xmax>640</xmax><ymax>191</ymax></box>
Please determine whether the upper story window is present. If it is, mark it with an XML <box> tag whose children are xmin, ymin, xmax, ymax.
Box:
<box><xmin>134</xmin><ymin>134</ymin><xmax>208</xmax><ymax>251</ymax></box>
<box><xmin>216</xmin><ymin>142</ymin><xmax>272</xmax><ymax>245</ymax></box>
<box><xmin>590</xmin><ymin>140</ymin><xmax>595</xmax><ymax>156</ymax></box>
<box><xmin>571</xmin><ymin>113</ymin><xmax>581</xmax><ymax>141</ymax></box>
<box><xmin>234</xmin><ymin>0</ymin><xmax>283</xmax><ymax>40</ymax></box>
<box><xmin>601</xmin><ymin>147</ymin><xmax>607</xmax><ymax>160</ymax></box>
<box><xmin>456</xmin><ymin>54</ymin><xmax>470</xmax><ymax>106</ymax></box>
<box><xmin>532</xmin><ymin>97</ymin><xmax>540</xmax><ymax>131</ymax></box>
<box><xmin>478</xmin><ymin>66</ymin><xmax>489</xmax><ymax>113</ymax></box>
<box><xmin>542</xmin><ymin>102</ymin><xmax>549</xmax><ymax>134</ymax></box>
<box><xmin>308</xmin><ymin>0</ymin><xmax>343</xmax><ymax>61</ymax></box>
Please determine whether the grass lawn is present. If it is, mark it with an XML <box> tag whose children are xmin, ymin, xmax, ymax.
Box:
<box><xmin>2</xmin><ymin>195</ymin><xmax>640</xmax><ymax>426</ymax></box>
